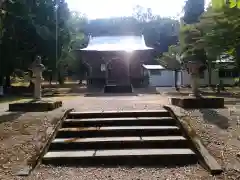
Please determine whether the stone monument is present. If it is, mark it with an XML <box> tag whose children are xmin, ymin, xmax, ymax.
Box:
<box><xmin>187</xmin><ymin>61</ymin><xmax>203</xmax><ymax>97</ymax></box>
<box><xmin>8</xmin><ymin>56</ymin><xmax>62</xmax><ymax>112</ymax></box>
<box><xmin>30</xmin><ymin>56</ymin><xmax>45</xmax><ymax>100</ymax></box>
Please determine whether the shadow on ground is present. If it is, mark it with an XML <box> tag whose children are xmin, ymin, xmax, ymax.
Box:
<box><xmin>0</xmin><ymin>112</ymin><xmax>25</xmax><ymax>124</ymax></box>
<box><xmin>199</xmin><ymin>109</ymin><xmax>230</xmax><ymax>129</ymax></box>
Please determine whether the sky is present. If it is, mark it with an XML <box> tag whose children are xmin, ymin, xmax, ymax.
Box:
<box><xmin>67</xmin><ymin>0</ymin><xmax>211</xmax><ymax>20</ymax></box>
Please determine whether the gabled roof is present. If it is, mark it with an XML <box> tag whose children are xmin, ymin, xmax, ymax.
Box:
<box><xmin>142</xmin><ymin>64</ymin><xmax>166</xmax><ymax>70</ymax></box>
<box><xmin>80</xmin><ymin>35</ymin><xmax>153</xmax><ymax>52</ymax></box>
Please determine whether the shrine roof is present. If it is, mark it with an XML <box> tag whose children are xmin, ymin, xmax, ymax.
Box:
<box><xmin>142</xmin><ymin>64</ymin><xmax>166</xmax><ymax>70</ymax></box>
<box><xmin>80</xmin><ymin>35</ymin><xmax>153</xmax><ymax>52</ymax></box>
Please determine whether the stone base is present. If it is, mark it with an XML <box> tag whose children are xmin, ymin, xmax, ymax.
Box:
<box><xmin>104</xmin><ymin>84</ymin><xmax>133</xmax><ymax>93</ymax></box>
<box><xmin>9</xmin><ymin>100</ymin><xmax>62</xmax><ymax>112</ymax></box>
<box><xmin>170</xmin><ymin>97</ymin><xmax>224</xmax><ymax>109</ymax></box>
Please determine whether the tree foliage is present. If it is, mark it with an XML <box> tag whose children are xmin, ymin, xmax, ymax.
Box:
<box><xmin>157</xmin><ymin>45</ymin><xmax>181</xmax><ymax>70</ymax></box>
<box><xmin>198</xmin><ymin>7</ymin><xmax>240</xmax><ymax>67</ymax></box>
<box><xmin>0</xmin><ymin>2</ymin><xmax>182</xmax><ymax>87</ymax></box>
<box><xmin>84</xmin><ymin>6</ymin><xmax>179</xmax><ymax>52</ymax></box>
<box><xmin>180</xmin><ymin>0</ymin><xmax>207</xmax><ymax>69</ymax></box>
<box><xmin>0</xmin><ymin>0</ymin><xmax>70</xmax><ymax>86</ymax></box>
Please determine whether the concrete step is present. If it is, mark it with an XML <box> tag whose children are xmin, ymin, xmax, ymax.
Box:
<box><xmin>42</xmin><ymin>148</ymin><xmax>197</xmax><ymax>166</ymax></box>
<box><xmin>49</xmin><ymin>136</ymin><xmax>189</xmax><ymax>151</ymax></box>
<box><xmin>62</xmin><ymin>117</ymin><xmax>176</xmax><ymax>128</ymax></box>
<box><xmin>67</xmin><ymin>110</ymin><xmax>171</xmax><ymax>119</ymax></box>
<box><xmin>56</xmin><ymin>126</ymin><xmax>181</xmax><ymax>138</ymax></box>
<box><xmin>104</xmin><ymin>84</ymin><xmax>133</xmax><ymax>93</ymax></box>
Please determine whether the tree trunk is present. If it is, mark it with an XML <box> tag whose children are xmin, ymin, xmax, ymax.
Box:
<box><xmin>58</xmin><ymin>71</ymin><xmax>64</xmax><ymax>85</ymax></box>
<box><xmin>0</xmin><ymin>75</ymin><xmax>4</xmax><ymax>96</ymax></box>
<box><xmin>174</xmin><ymin>70</ymin><xmax>179</xmax><ymax>91</ymax></box>
<box><xmin>190</xmin><ymin>73</ymin><xmax>200</xmax><ymax>97</ymax></box>
<box><xmin>207</xmin><ymin>63</ymin><xmax>212</xmax><ymax>87</ymax></box>
<box><xmin>0</xmin><ymin>75</ymin><xmax>3</xmax><ymax>86</ymax></box>
<box><xmin>49</xmin><ymin>72</ymin><xmax>53</xmax><ymax>85</ymax></box>
<box><xmin>5</xmin><ymin>75</ymin><xmax>11</xmax><ymax>88</ymax></box>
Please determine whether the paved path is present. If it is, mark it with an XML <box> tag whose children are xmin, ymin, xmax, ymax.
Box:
<box><xmin>53</xmin><ymin>95</ymin><xmax>169</xmax><ymax>111</ymax></box>
<box><xmin>0</xmin><ymin>94</ymin><xmax>169</xmax><ymax>117</ymax></box>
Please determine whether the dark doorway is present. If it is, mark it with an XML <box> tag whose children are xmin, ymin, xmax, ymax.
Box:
<box><xmin>107</xmin><ymin>58</ymin><xmax>129</xmax><ymax>85</ymax></box>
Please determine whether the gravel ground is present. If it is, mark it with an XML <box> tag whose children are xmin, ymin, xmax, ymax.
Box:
<box><xmin>184</xmin><ymin>108</ymin><xmax>240</xmax><ymax>180</ymax></box>
<box><xmin>1</xmin><ymin>95</ymin><xmax>240</xmax><ymax>180</ymax></box>
<box><xmin>0</xmin><ymin>106</ymin><xmax>68</xmax><ymax>180</ymax></box>
<box><xmin>169</xmin><ymin>104</ymin><xmax>240</xmax><ymax>180</ymax></box>
<box><xmin>18</xmin><ymin>165</ymin><xmax>211</xmax><ymax>180</ymax></box>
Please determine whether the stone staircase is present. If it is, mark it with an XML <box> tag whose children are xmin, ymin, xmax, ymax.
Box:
<box><xmin>42</xmin><ymin>110</ymin><xmax>198</xmax><ymax>166</ymax></box>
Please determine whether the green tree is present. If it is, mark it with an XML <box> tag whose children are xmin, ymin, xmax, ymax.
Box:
<box><xmin>179</xmin><ymin>0</ymin><xmax>206</xmax><ymax>96</ymax></box>
<box><xmin>85</xmin><ymin>9</ymin><xmax>179</xmax><ymax>53</ymax></box>
<box><xmin>198</xmin><ymin>7</ymin><xmax>240</xmax><ymax>68</ymax></box>
<box><xmin>58</xmin><ymin>11</ymin><xmax>89</xmax><ymax>83</ymax></box>
<box><xmin>0</xmin><ymin>0</ymin><xmax>70</xmax><ymax>88</ymax></box>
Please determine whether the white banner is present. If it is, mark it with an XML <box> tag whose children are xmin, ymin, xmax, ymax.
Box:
<box><xmin>101</xmin><ymin>64</ymin><xmax>106</xmax><ymax>71</ymax></box>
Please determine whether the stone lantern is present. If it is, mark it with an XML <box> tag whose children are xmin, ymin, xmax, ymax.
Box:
<box><xmin>8</xmin><ymin>56</ymin><xmax>62</xmax><ymax>112</ymax></box>
<box><xmin>186</xmin><ymin>60</ymin><xmax>203</xmax><ymax>97</ymax></box>
<box><xmin>30</xmin><ymin>56</ymin><xmax>45</xmax><ymax>100</ymax></box>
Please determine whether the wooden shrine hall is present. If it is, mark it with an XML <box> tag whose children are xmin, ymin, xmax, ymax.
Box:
<box><xmin>75</xmin><ymin>35</ymin><xmax>154</xmax><ymax>93</ymax></box>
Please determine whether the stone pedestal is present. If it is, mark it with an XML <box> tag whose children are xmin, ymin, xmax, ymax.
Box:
<box><xmin>9</xmin><ymin>99</ymin><xmax>62</xmax><ymax>112</ymax></box>
<box><xmin>104</xmin><ymin>84</ymin><xmax>133</xmax><ymax>93</ymax></box>
<box><xmin>170</xmin><ymin>97</ymin><xmax>224</xmax><ymax>109</ymax></box>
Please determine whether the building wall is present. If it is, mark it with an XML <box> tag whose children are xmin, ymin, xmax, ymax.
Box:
<box><xmin>82</xmin><ymin>54</ymin><xmax>105</xmax><ymax>79</ymax></box>
<box><xmin>146</xmin><ymin>67</ymin><xmax>237</xmax><ymax>87</ymax></box>
<box><xmin>180</xmin><ymin>68</ymin><xmax>236</xmax><ymax>86</ymax></box>
<box><xmin>77</xmin><ymin>50</ymin><xmax>154</xmax><ymax>87</ymax></box>
<box><xmin>149</xmin><ymin>70</ymin><xmax>175</xmax><ymax>87</ymax></box>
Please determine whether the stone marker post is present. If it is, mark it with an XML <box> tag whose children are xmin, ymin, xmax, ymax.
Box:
<box><xmin>30</xmin><ymin>56</ymin><xmax>45</xmax><ymax>100</ymax></box>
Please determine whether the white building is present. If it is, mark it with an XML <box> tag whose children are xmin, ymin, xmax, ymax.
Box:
<box><xmin>142</xmin><ymin>63</ymin><xmax>238</xmax><ymax>87</ymax></box>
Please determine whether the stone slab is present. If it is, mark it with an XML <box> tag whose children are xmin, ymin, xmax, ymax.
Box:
<box><xmin>43</xmin><ymin>148</ymin><xmax>195</xmax><ymax>159</ymax></box>
<box><xmin>104</xmin><ymin>84</ymin><xmax>133</xmax><ymax>93</ymax></box>
<box><xmin>141</xmin><ymin>136</ymin><xmax>186</xmax><ymax>141</ymax></box>
<box><xmin>56</xmin><ymin>126</ymin><xmax>181</xmax><ymax>138</ymax></box>
<box><xmin>64</xmin><ymin>117</ymin><xmax>174</xmax><ymax>122</ymax></box>
<box><xmin>53</xmin><ymin>137</ymin><xmax>141</xmax><ymax>143</ymax></box>
<box><xmin>170</xmin><ymin>97</ymin><xmax>224</xmax><ymax>109</ymax></box>
<box><xmin>15</xmin><ymin>166</ymin><xmax>31</xmax><ymax>176</ymax></box>
<box><xmin>44</xmin><ymin>150</ymin><xmax>95</xmax><ymax>158</ymax></box>
<box><xmin>59</xmin><ymin>126</ymin><xmax>179</xmax><ymax>131</ymax></box>
<box><xmin>193</xmin><ymin>138</ymin><xmax>223</xmax><ymax>175</ymax></box>
<box><xmin>49</xmin><ymin>136</ymin><xmax>189</xmax><ymax>151</ymax></box>
<box><xmin>8</xmin><ymin>100</ymin><xmax>62</xmax><ymax>112</ymax></box>
<box><xmin>68</xmin><ymin>110</ymin><xmax>170</xmax><ymax>119</ymax></box>
<box><xmin>52</xmin><ymin>136</ymin><xmax>186</xmax><ymax>143</ymax></box>
<box><xmin>63</xmin><ymin>117</ymin><xmax>176</xmax><ymax>127</ymax></box>
<box><xmin>95</xmin><ymin>148</ymin><xmax>195</xmax><ymax>156</ymax></box>
<box><xmin>99</xmin><ymin>126</ymin><xmax>179</xmax><ymax>130</ymax></box>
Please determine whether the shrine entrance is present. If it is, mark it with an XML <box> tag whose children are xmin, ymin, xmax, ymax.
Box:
<box><xmin>106</xmin><ymin>58</ymin><xmax>129</xmax><ymax>85</ymax></box>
